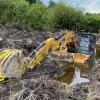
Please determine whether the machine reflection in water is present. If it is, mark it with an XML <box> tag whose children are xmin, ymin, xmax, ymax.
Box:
<box><xmin>57</xmin><ymin>62</ymin><xmax>90</xmax><ymax>85</ymax></box>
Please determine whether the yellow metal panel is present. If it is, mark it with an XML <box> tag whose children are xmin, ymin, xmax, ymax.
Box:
<box><xmin>0</xmin><ymin>75</ymin><xmax>7</xmax><ymax>81</ymax></box>
<box><xmin>73</xmin><ymin>53</ymin><xmax>89</xmax><ymax>63</ymax></box>
<box><xmin>29</xmin><ymin>38</ymin><xmax>55</xmax><ymax>69</ymax></box>
<box><xmin>0</xmin><ymin>49</ymin><xmax>24</xmax><ymax>79</ymax></box>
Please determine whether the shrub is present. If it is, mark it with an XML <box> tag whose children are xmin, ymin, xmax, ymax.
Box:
<box><xmin>26</xmin><ymin>3</ymin><xmax>46</xmax><ymax>30</ymax></box>
<box><xmin>43</xmin><ymin>3</ymin><xmax>83</xmax><ymax>31</ymax></box>
<box><xmin>43</xmin><ymin>4</ymin><xmax>69</xmax><ymax>30</ymax></box>
<box><xmin>0</xmin><ymin>0</ymin><xmax>29</xmax><ymax>26</ymax></box>
<box><xmin>0</xmin><ymin>1</ymin><xmax>99</xmax><ymax>32</ymax></box>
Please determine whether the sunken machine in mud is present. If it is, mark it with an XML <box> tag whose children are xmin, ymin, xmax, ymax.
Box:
<box><xmin>0</xmin><ymin>31</ymin><xmax>96</xmax><ymax>81</ymax></box>
<box><xmin>51</xmin><ymin>32</ymin><xmax>96</xmax><ymax>67</ymax></box>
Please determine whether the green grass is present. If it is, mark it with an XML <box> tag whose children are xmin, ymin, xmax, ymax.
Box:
<box><xmin>96</xmin><ymin>45</ymin><xmax>100</xmax><ymax>59</ymax></box>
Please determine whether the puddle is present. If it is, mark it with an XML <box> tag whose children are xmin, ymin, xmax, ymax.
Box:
<box><xmin>70</xmin><ymin>67</ymin><xmax>90</xmax><ymax>86</ymax></box>
<box><xmin>57</xmin><ymin>46</ymin><xmax>100</xmax><ymax>85</ymax></box>
<box><xmin>57</xmin><ymin>64</ymin><xmax>90</xmax><ymax>85</ymax></box>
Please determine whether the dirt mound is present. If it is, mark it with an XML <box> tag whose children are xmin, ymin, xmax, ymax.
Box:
<box><xmin>0</xmin><ymin>76</ymin><xmax>69</xmax><ymax>100</ymax></box>
<box><xmin>0</xmin><ymin>26</ymin><xmax>50</xmax><ymax>55</ymax></box>
<box><xmin>0</xmin><ymin>26</ymin><xmax>100</xmax><ymax>100</ymax></box>
<box><xmin>24</xmin><ymin>59</ymin><xmax>65</xmax><ymax>79</ymax></box>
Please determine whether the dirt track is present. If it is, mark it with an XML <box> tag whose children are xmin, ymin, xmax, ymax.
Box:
<box><xmin>0</xmin><ymin>26</ymin><xmax>100</xmax><ymax>100</ymax></box>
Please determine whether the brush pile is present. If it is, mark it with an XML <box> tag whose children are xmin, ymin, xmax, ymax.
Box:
<box><xmin>0</xmin><ymin>76</ymin><xmax>69</xmax><ymax>100</ymax></box>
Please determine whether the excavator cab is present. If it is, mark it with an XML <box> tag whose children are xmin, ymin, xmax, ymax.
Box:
<box><xmin>74</xmin><ymin>33</ymin><xmax>96</xmax><ymax>66</ymax></box>
<box><xmin>78</xmin><ymin>33</ymin><xmax>96</xmax><ymax>55</ymax></box>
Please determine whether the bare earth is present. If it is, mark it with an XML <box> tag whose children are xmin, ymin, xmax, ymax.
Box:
<box><xmin>0</xmin><ymin>25</ymin><xmax>100</xmax><ymax>100</ymax></box>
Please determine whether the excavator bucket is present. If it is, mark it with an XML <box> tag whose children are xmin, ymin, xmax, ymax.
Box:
<box><xmin>0</xmin><ymin>49</ymin><xmax>25</xmax><ymax>81</ymax></box>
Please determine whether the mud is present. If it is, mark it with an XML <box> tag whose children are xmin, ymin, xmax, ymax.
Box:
<box><xmin>0</xmin><ymin>25</ymin><xmax>50</xmax><ymax>55</ymax></box>
<box><xmin>0</xmin><ymin>25</ymin><xmax>100</xmax><ymax>100</ymax></box>
<box><xmin>0</xmin><ymin>76</ymin><xmax>69</xmax><ymax>100</ymax></box>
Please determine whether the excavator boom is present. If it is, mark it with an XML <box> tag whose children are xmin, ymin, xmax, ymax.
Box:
<box><xmin>28</xmin><ymin>38</ymin><xmax>55</xmax><ymax>69</ymax></box>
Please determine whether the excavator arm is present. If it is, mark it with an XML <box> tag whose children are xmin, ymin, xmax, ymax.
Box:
<box><xmin>52</xmin><ymin>31</ymin><xmax>76</xmax><ymax>52</ymax></box>
<box><xmin>28</xmin><ymin>38</ymin><xmax>55</xmax><ymax>69</ymax></box>
<box><xmin>51</xmin><ymin>31</ymin><xmax>76</xmax><ymax>61</ymax></box>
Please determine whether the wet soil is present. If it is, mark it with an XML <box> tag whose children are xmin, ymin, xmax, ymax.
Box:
<box><xmin>0</xmin><ymin>25</ymin><xmax>50</xmax><ymax>56</ymax></box>
<box><xmin>0</xmin><ymin>25</ymin><xmax>100</xmax><ymax>100</ymax></box>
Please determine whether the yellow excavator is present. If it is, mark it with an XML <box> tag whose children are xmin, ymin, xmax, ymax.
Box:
<box><xmin>0</xmin><ymin>31</ymin><xmax>96</xmax><ymax>81</ymax></box>
<box><xmin>0</xmin><ymin>38</ymin><xmax>55</xmax><ymax>81</ymax></box>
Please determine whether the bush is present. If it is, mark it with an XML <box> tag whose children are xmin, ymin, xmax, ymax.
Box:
<box><xmin>26</xmin><ymin>3</ymin><xmax>46</xmax><ymax>30</ymax></box>
<box><xmin>0</xmin><ymin>0</ymin><xmax>100</xmax><ymax>32</ymax></box>
<box><xmin>0</xmin><ymin>0</ymin><xmax>29</xmax><ymax>26</ymax></box>
<box><xmin>43</xmin><ymin>3</ymin><xmax>84</xmax><ymax>31</ymax></box>
<box><xmin>43</xmin><ymin>4</ymin><xmax>69</xmax><ymax>30</ymax></box>
<box><xmin>43</xmin><ymin>7</ymin><xmax>55</xmax><ymax>30</ymax></box>
<box><xmin>0</xmin><ymin>0</ymin><xmax>12</xmax><ymax>24</ymax></box>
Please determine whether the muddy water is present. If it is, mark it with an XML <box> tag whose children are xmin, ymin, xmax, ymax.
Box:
<box><xmin>57</xmin><ymin>46</ymin><xmax>100</xmax><ymax>85</ymax></box>
<box><xmin>57</xmin><ymin>62</ymin><xmax>90</xmax><ymax>85</ymax></box>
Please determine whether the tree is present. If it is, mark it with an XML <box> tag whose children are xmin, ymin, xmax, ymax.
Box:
<box><xmin>37</xmin><ymin>0</ymin><xmax>42</xmax><ymax>4</ymax></box>
<box><xmin>49</xmin><ymin>0</ymin><xmax>56</xmax><ymax>7</ymax></box>
<box><xmin>27</xmin><ymin>4</ymin><xmax>46</xmax><ymax>30</ymax></box>
<box><xmin>26</xmin><ymin>0</ymin><xmax>42</xmax><ymax>5</ymax></box>
<box><xmin>0</xmin><ymin>0</ymin><xmax>29</xmax><ymax>25</ymax></box>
